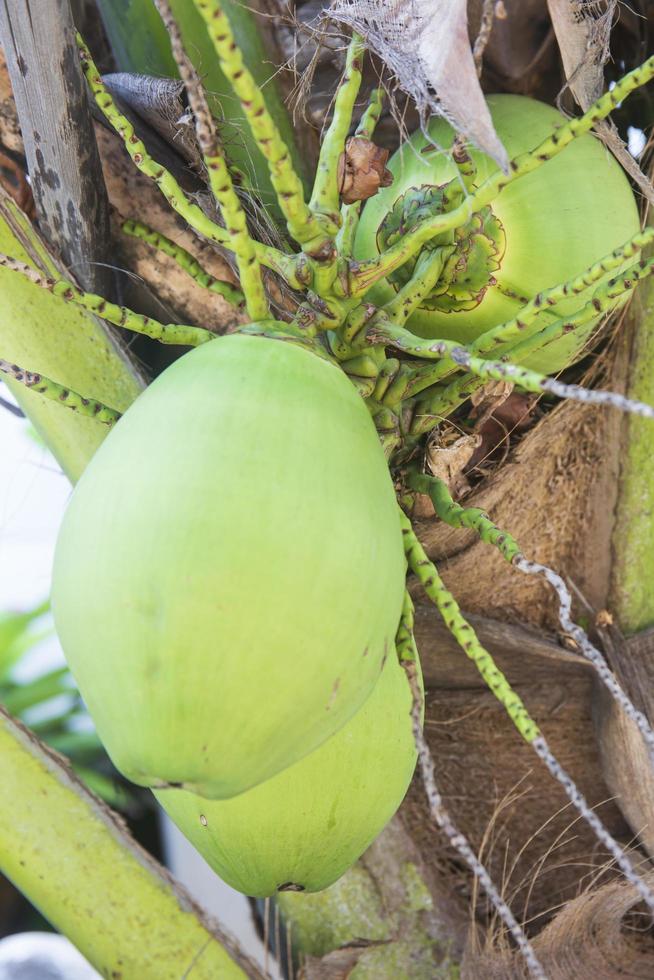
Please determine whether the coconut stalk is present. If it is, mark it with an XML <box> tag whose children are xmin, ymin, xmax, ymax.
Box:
<box><xmin>0</xmin><ymin>707</ymin><xmax>264</xmax><ymax>979</ymax></box>
<box><xmin>95</xmin><ymin>0</ymin><xmax>311</xmax><ymax>206</ymax></box>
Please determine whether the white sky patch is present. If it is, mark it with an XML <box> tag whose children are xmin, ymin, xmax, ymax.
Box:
<box><xmin>628</xmin><ymin>125</ymin><xmax>647</xmax><ymax>158</ymax></box>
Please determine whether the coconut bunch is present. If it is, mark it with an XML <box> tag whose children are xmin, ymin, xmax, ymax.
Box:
<box><xmin>52</xmin><ymin>333</ymin><xmax>420</xmax><ymax>897</ymax></box>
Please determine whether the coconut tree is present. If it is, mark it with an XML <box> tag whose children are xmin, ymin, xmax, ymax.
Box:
<box><xmin>1</xmin><ymin>1</ymin><xmax>654</xmax><ymax>977</ymax></box>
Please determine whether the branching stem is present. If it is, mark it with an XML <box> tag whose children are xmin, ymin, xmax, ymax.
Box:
<box><xmin>351</xmin><ymin>54</ymin><xmax>654</xmax><ymax>296</ymax></box>
<box><xmin>0</xmin><ymin>359</ymin><xmax>121</xmax><ymax>424</ymax></box>
<box><xmin>0</xmin><ymin>254</ymin><xmax>212</xmax><ymax>347</ymax></box>
<box><xmin>121</xmin><ymin>220</ymin><xmax>244</xmax><ymax>306</ymax></box>
<box><xmin>310</xmin><ymin>35</ymin><xmax>365</xmax><ymax>222</ymax></box>
<box><xmin>406</xmin><ymin>228</ymin><xmax>654</xmax><ymax>397</ymax></box>
<box><xmin>153</xmin><ymin>0</ymin><xmax>269</xmax><ymax>320</ymax></box>
<box><xmin>193</xmin><ymin>0</ymin><xmax>326</xmax><ymax>249</ymax></box>
<box><xmin>77</xmin><ymin>34</ymin><xmax>296</xmax><ymax>287</ymax></box>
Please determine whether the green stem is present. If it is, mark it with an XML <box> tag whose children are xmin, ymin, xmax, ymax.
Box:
<box><xmin>154</xmin><ymin>0</ymin><xmax>269</xmax><ymax>320</ymax></box>
<box><xmin>382</xmin><ymin>248</ymin><xmax>453</xmax><ymax>325</ymax></box>
<box><xmin>0</xmin><ymin>358</ymin><xmax>121</xmax><ymax>425</ymax></box>
<box><xmin>351</xmin><ymin>54</ymin><xmax>654</xmax><ymax>296</ymax></box>
<box><xmin>0</xmin><ymin>254</ymin><xmax>213</xmax><ymax>347</ymax></box>
<box><xmin>0</xmin><ymin>709</ymin><xmax>259</xmax><ymax>978</ymax></box>
<box><xmin>399</xmin><ymin>509</ymin><xmax>538</xmax><ymax>741</ymax></box>
<box><xmin>395</xmin><ymin>590</ymin><xmax>417</xmax><ymax>664</ymax></box>
<box><xmin>413</xmin><ymin>254</ymin><xmax>654</xmax><ymax>427</ymax></box>
<box><xmin>407</xmin><ymin>228</ymin><xmax>654</xmax><ymax>396</ymax></box>
<box><xmin>310</xmin><ymin>35</ymin><xmax>365</xmax><ymax>223</ymax></box>
<box><xmin>121</xmin><ymin>220</ymin><xmax>244</xmax><ymax>305</ymax></box>
<box><xmin>193</xmin><ymin>0</ymin><xmax>326</xmax><ymax>249</ymax></box>
<box><xmin>369</xmin><ymin>316</ymin><xmax>654</xmax><ymax>435</ymax></box>
<box><xmin>205</xmin><ymin>151</ymin><xmax>270</xmax><ymax>319</ymax></box>
<box><xmin>450</xmin><ymin>140</ymin><xmax>477</xmax><ymax>192</ymax></box>
<box><xmin>77</xmin><ymin>33</ymin><xmax>294</xmax><ymax>284</ymax></box>
<box><xmin>406</xmin><ymin>472</ymin><xmax>521</xmax><ymax>561</ymax></box>
<box><xmin>77</xmin><ymin>35</ymin><xmax>227</xmax><ymax>245</ymax></box>
<box><xmin>96</xmin><ymin>0</ymin><xmax>309</xmax><ymax>209</ymax></box>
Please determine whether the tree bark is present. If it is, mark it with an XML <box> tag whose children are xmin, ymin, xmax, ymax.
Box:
<box><xmin>0</xmin><ymin>0</ymin><xmax>111</xmax><ymax>295</ymax></box>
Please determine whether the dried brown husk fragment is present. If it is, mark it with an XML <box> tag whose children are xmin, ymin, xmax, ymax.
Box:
<box><xmin>337</xmin><ymin>137</ymin><xmax>392</xmax><ymax>203</ymax></box>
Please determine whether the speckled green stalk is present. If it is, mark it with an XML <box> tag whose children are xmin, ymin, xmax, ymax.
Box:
<box><xmin>121</xmin><ymin>220</ymin><xmax>244</xmax><ymax>305</ymax></box>
<box><xmin>0</xmin><ymin>254</ymin><xmax>212</xmax><ymax>347</ymax></box>
<box><xmin>352</xmin><ymin>54</ymin><xmax>654</xmax><ymax>296</ymax></box>
<box><xmin>337</xmin><ymin>87</ymin><xmax>384</xmax><ymax>257</ymax></box>
<box><xmin>407</xmin><ymin>473</ymin><xmax>521</xmax><ymax>562</ymax></box>
<box><xmin>395</xmin><ymin>592</ymin><xmax>545</xmax><ymax>978</ymax></box>
<box><xmin>205</xmin><ymin>151</ymin><xmax>270</xmax><ymax>319</ymax></box>
<box><xmin>406</xmin><ymin>229</ymin><xmax>654</xmax><ymax>397</ymax></box>
<box><xmin>450</xmin><ymin>141</ymin><xmax>477</xmax><ymax>192</ymax></box>
<box><xmin>382</xmin><ymin>247</ymin><xmax>453</xmax><ymax>325</ymax></box>
<box><xmin>355</xmin><ymin>87</ymin><xmax>384</xmax><ymax>142</ymax></box>
<box><xmin>410</xmin><ymin>258</ymin><xmax>654</xmax><ymax>430</ymax></box>
<box><xmin>395</xmin><ymin>590</ymin><xmax>417</xmax><ymax>664</ymax></box>
<box><xmin>77</xmin><ymin>35</ymin><xmax>227</xmax><ymax>244</ymax></box>
<box><xmin>510</xmin><ymin>255</ymin><xmax>653</xmax><ymax>359</ymax></box>
<box><xmin>399</xmin><ymin>509</ymin><xmax>539</xmax><ymax>743</ymax></box>
<box><xmin>153</xmin><ymin>0</ymin><xmax>269</xmax><ymax>319</ymax></box>
<box><xmin>77</xmin><ymin>33</ymin><xmax>293</xmax><ymax>283</ymax></box>
<box><xmin>369</xmin><ymin>316</ymin><xmax>654</xmax><ymax>427</ymax></box>
<box><xmin>1</xmin><ymin>359</ymin><xmax>121</xmax><ymax>425</ymax></box>
<box><xmin>310</xmin><ymin>35</ymin><xmax>365</xmax><ymax>222</ymax></box>
<box><xmin>193</xmin><ymin>0</ymin><xmax>325</xmax><ymax>248</ymax></box>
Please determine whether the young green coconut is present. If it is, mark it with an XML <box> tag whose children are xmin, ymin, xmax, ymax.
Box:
<box><xmin>154</xmin><ymin>639</ymin><xmax>421</xmax><ymax>896</ymax></box>
<box><xmin>354</xmin><ymin>94</ymin><xmax>640</xmax><ymax>375</ymax></box>
<box><xmin>52</xmin><ymin>333</ymin><xmax>406</xmax><ymax>798</ymax></box>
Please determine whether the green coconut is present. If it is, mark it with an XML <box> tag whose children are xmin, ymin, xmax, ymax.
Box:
<box><xmin>354</xmin><ymin>94</ymin><xmax>640</xmax><ymax>374</ymax></box>
<box><xmin>155</xmin><ymin>646</ymin><xmax>420</xmax><ymax>896</ymax></box>
<box><xmin>52</xmin><ymin>332</ymin><xmax>405</xmax><ymax>799</ymax></box>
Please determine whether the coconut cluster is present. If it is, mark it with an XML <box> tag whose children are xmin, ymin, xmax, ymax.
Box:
<box><xmin>52</xmin><ymin>333</ymin><xmax>418</xmax><ymax>896</ymax></box>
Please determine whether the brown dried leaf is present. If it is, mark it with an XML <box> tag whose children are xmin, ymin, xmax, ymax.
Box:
<box><xmin>547</xmin><ymin>0</ymin><xmax>614</xmax><ymax>107</ymax></box>
<box><xmin>547</xmin><ymin>0</ymin><xmax>654</xmax><ymax>205</ymax></box>
<box><xmin>329</xmin><ymin>0</ymin><xmax>509</xmax><ymax>169</ymax></box>
<box><xmin>470</xmin><ymin>379</ymin><xmax>513</xmax><ymax>408</ymax></box>
<box><xmin>337</xmin><ymin>137</ymin><xmax>393</xmax><ymax>203</ymax></box>
<box><xmin>426</xmin><ymin>429</ymin><xmax>481</xmax><ymax>496</ymax></box>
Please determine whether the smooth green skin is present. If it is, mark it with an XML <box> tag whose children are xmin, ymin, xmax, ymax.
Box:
<box><xmin>155</xmin><ymin>649</ymin><xmax>420</xmax><ymax>897</ymax></box>
<box><xmin>52</xmin><ymin>333</ymin><xmax>405</xmax><ymax>799</ymax></box>
<box><xmin>0</xmin><ymin>193</ymin><xmax>143</xmax><ymax>482</ymax></box>
<box><xmin>354</xmin><ymin>95</ymin><xmax>640</xmax><ymax>374</ymax></box>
